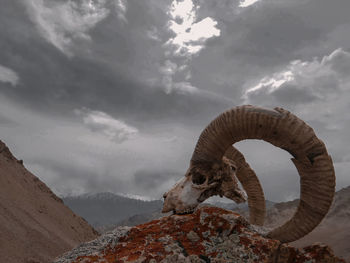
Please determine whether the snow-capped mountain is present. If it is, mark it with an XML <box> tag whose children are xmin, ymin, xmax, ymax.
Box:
<box><xmin>62</xmin><ymin>192</ymin><xmax>163</xmax><ymax>228</ymax></box>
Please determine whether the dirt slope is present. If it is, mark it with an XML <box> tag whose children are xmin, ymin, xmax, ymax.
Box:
<box><xmin>0</xmin><ymin>140</ymin><xmax>99</xmax><ymax>263</ymax></box>
<box><xmin>257</xmin><ymin>187</ymin><xmax>350</xmax><ymax>262</ymax></box>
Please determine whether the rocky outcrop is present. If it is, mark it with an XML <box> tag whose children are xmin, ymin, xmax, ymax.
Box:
<box><xmin>0</xmin><ymin>140</ymin><xmax>99</xmax><ymax>263</ymax></box>
<box><xmin>54</xmin><ymin>206</ymin><xmax>344</xmax><ymax>263</ymax></box>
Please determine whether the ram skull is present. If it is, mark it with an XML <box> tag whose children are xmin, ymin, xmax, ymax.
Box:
<box><xmin>162</xmin><ymin>105</ymin><xmax>335</xmax><ymax>243</ymax></box>
<box><xmin>162</xmin><ymin>157</ymin><xmax>247</xmax><ymax>214</ymax></box>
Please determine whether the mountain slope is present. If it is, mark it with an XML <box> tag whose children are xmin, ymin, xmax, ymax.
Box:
<box><xmin>291</xmin><ymin>186</ymin><xmax>350</xmax><ymax>262</ymax></box>
<box><xmin>0</xmin><ymin>141</ymin><xmax>99</xmax><ymax>263</ymax></box>
<box><xmin>252</xmin><ymin>186</ymin><xmax>350</xmax><ymax>262</ymax></box>
<box><xmin>62</xmin><ymin>192</ymin><xmax>163</xmax><ymax>228</ymax></box>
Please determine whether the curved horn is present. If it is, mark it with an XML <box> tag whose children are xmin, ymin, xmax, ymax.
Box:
<box><xmin>191</xmin><ymin>105</ymin><xmax>335</xmax><ymax>243</ymax></box>
<box><xmin>224</xmin><ymin>146</ymin><xmax>266</xmax><ymax>226</ymax></box>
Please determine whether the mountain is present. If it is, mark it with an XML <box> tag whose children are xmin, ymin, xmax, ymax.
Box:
<box><xmin>97</xmin><ymin>200</ymin><xmax>274</xmax><ymax>233</ymax></box>
<box><xmin>54</xmin><ymin>206</ymin><xmax>345</xmax><ymax>263</ymax></box>
<box><xmin>210</xmin><ymin>199</ymin><xmax>276</xmax><ymax>211</ymax></box>
<box><xmin>0</xmin><ymin>141</ymin><xmax>99</xmax><ymax>263</ymax></box>
<box><xmin>61</xmin><ymin>186</ymin><xmax>350</xmax><ymax>261</ymax></box>
<box><xmin>63</xmin><ymin>192</ymin><xmax>275</xmax><ymax>231</ymax></box>
<box><xmin>292</xmin><ymin>186</ymin><xmax>350</xmax><ymax>262</ymax></box>
<box><xmin>244</xmin><ymin>186</ymin><xmax>350</xmax><ymax>262</ymax></box>
<box><xmin>62</xmin><ymin>192</ymin><xmax>163</xmax><ymax>228</ymax></box>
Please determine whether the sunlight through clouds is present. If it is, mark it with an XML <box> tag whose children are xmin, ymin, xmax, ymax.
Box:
<box><xmin>114</xmin><ymin>0</ymin><xmax>127</xmax><ymax>22</ymax></box>
<box><xmin>243</xmin><ymin>71</ymin><xmax>295</xmax><ymax>99</ymax></box>
<box><xmin>158</xmin><ymin>0</ymin><xmax>221</xmax><ymax>95</ymax></box>
<box><xmin>2</xmin><ymin>0</ymin><xmax>349</xmax><ymax>201</ymax></box>
<box><xmin>239</xmin><ymin>0</ymin><xmax>261</xmax><ymax>8</ymax></box>
<box><xmin>166</xmin><ymin>0</ymin><xmax>220</xmax><ymax>57</ymax></box>
<box><xmin>243</xmin><ymin>49</ymin><xmax>350</xmax><ymax>115</ymax></box>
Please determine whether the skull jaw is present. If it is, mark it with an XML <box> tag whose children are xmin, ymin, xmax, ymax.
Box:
<box><xmin>223</xmin><ymin>188</ymin><xmax>247</xmax><ymax>204</ymax></box>
<box><xmin>220</xmin><ymin>179</ymin><xmax>248</xmax><ymax>204</ymax></box>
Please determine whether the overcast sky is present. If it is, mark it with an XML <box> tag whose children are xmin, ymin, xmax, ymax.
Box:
<box><xmin>1</xmin><ymin>0</ymin><xmax>350</xmax><ymax>202</ymax></box>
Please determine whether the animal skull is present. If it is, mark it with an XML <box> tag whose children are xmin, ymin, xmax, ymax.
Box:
<box><xmin>162</xmin><ymin>105</ymin><xmax>336</xmax><ymax>243</ymax></box>
<box><xmin>162</xmin><ymin>157</ymin><xmax>247</xmax><ymax>214</ymax></box>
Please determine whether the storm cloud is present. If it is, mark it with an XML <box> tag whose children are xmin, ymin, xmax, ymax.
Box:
<box><xmin>0</xmin><ymin>0</ymin><xmax>349</xmax><ymax>202</ymax></box>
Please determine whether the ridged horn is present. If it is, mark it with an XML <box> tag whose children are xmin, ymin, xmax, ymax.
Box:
<box><xmin>191</xmin><ymin>105</ymin><xmax>335</xmax><ymax>243</ymax></box>
<box><xmin>224</xmin><ymin>146</ymin><xmax>266</xmax><ymax>226</ymax></box>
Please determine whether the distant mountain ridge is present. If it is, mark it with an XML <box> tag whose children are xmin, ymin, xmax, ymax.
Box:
<box><xmin>64</xmin><ymin>186</ymin><xmax>350</xmax><ymax>261</ymax></box>
<box><xmin>62</xmin><ymin>191</ymin><xmax>158</xmax><ymax>201</ymax></box>
<box><xmin>62</xmin><ymin>192</ymin><xmax>163</xmax><ymax>228</ymax></box>
<box><xmin>239</xmin><ymin>185</ymin><xmax>350</xmax><ymax>262</ymax></box>
<box><xmin>63</xmin><ymin>192</ymin><xmax>275</xmax><ymax>232</ymax></box>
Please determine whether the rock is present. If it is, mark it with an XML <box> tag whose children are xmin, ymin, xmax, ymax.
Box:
<box><xmin>54</xmin><ymin>206</ymin><xmax>345</xmax><ymax>263</ymax></box>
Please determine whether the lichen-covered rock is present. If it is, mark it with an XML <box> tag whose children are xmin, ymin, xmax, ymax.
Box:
<box><xmin>54</xmin><ymin>207</ymin><xmax>345</xmax><ymax>263</ymax></box>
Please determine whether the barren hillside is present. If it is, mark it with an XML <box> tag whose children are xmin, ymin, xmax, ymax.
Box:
<box><xmin>258</xmin><ymin>186</ymin><xmax>350</xmax><ymax>262</ymax></box>
<box><xmin>0</xmin><ymin>141</ymin><xmax>99</xmax><ymax>263</ymax></box>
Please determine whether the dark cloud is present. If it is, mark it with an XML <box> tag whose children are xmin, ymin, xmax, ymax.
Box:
<box><xmin>0</xmin><ymin>113</ymin><xmax>17</xmax><ymax>127</ymax></box>
<box><xmin>27</xmin><ymin>157</ymin><xmax>131</xmax><ymax>196</ymax></box>
<box><xmin>226</xmin><ymin>8</ymin><xmax>320</xmax><ymax>64</ymax></box>
<box><xmin>133</xmin><ymin>169</ymin><xmax>183</xmax><ymax>198</ymax></box>
<box><xmin>0</xmin><ymin>0</ymin><xmax>349</xmax><ymax>201</ymax></box>
<box><xmin>244</xmin><ymin>48</ymin><xmax>350</xmax><ymax>109</ymax></box>
<box><xmin>0</xmin><ymin>0</ymin><xmax>230</xmax><ymax>129</ymax></box>
<box><xmin>189</xmin><ymin>0</ymin><xmax>350</xmax><ymax>99</ymax></box>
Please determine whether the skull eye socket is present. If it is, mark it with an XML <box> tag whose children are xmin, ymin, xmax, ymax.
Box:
<box><xmin>192</xmin><ymin>172</ymin><xmax>206</xmax><ymax>185</ymax></box>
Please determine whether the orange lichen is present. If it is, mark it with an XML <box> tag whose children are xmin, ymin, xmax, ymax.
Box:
<box><xmin>74</xmin><ymin>254</ymin><xmax>99</xmax><ymax>262</ymax></box>
<box><xmin>69</xmin><ymin>207</ymin><xmax>345</xmax><ymax>263</ymax></box>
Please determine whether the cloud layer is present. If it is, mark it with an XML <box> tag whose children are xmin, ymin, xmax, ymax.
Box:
<box><xmin>0</xmin><ymin>64</ymin><xmax>19</xmax><ymax>86</ymax></box>
<box><xmin>244</xmin><ymin>48</ymin><xmax>350</xmax><ymax>108</ymax></box>
<box><xmin>24</xmin><ymin>0</ymin><xmax>112</xmax><ymax>56</ymax></box>
<box><xmin>76</xmin><ymin>108</ymin><xmax>138</xmax><ymax>142</ymax></box>
<box><xmin>0</xmin><ymin>0</ymin><xmax>350</xmax><ymax>201</ymax></box>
